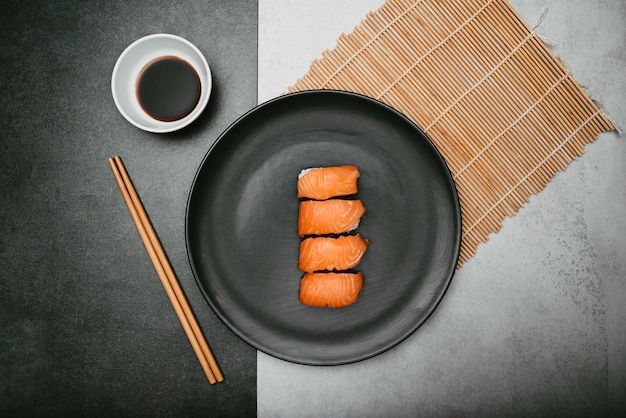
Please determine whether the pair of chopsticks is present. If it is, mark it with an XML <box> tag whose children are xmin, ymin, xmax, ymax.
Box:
<box><xmin>108</xmin><ymin>156</ymin><xmax>223</xmax><ymax>384</ymax></box>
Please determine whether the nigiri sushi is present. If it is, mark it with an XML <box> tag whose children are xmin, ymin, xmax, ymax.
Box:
<box><xmin>298</xmin><ymin>199</ymin><xmax>366</xmax><ymax>237</ymax></box>
<box><xmin>298</xmin><ymin>233</ymin><xmax>369</xmax><ymax>273</ymax></box>
<box><xmin>297</xmin><ymin>165</ymin><xmax>360</xmax><ymax>200</ymax></box>
<box><xmin>299</xmin><ymin>272</ymin><xmax>364</xmax><ymax>308</ymax></box>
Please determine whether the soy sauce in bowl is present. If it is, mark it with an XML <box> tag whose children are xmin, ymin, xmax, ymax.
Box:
<box><xmin>136</xmin><ymin>56</ymin><xmax>201</xmax><ymax>122</ymax></box>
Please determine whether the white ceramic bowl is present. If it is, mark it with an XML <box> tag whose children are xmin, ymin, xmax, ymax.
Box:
<box><xmin>111</xmin><ymin>34</ymin><xmax>212</xmax><ymax>133</ymax></box>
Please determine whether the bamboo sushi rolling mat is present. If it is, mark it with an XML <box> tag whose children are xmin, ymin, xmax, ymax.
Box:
<box><xmin>288</xmin><ymin>0</ymin><xmax>616</xmax><ymax>267</ymax></box>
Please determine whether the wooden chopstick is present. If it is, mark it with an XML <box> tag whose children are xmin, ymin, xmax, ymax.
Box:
<box><xmin>108</xmin><ymin>156</ymin><xmax>223</xmax><ymax>384</ymax></box>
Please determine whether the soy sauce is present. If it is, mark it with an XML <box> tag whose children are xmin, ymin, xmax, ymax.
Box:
<box><xmin>136</xmin><ymin>56</ymin><xmax>201</xmax><ymax>122</ymax></box>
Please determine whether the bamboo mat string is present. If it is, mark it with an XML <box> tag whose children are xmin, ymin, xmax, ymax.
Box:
<box><xmin>453</xmin><ymin>72</ymin><xmax>570</xmax><ymax>179</ymax></box>
<box><xmin>424</xmin><ymin>29</ymin><xmax>537</xmax><ymax>132</ymax></box>
<box><xmin>377</xmin><ymin>0</ymin><xmax>494</xmax><ymax>99</ymax></box>
<box><xmin>321</xmin><ymin>1</ymin><xmax>424</xmax><ymax>87</ymax></box>
<box><xmin>462</xmin><ymin>109</ymin><xmax>603</xmax><ymax>238</ymax></box>
<box><xmin>288</xmin><ymin>0</ymin><xmax>616</xmax><ymax>267</ymax></box>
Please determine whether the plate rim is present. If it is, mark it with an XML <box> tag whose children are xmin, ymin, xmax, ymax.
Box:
<box><xmin>185</xmin><ymin>89</ymin><xmax>462</xmax><ymax>365</ymax></box>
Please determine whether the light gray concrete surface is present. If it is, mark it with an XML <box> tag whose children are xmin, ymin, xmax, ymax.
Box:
<box><xmin>258</xmin><ymin>1</ymin><xmax>625</xmax><ymax>416</ymax></box>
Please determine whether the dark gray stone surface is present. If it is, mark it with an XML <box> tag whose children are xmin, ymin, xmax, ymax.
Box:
<box><xmin>1</xmin><ymin>1</ymin><xmax>258</xmax><ymax>416</ymax></box>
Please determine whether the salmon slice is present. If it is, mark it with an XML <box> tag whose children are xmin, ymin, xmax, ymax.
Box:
<box><xmin>299</xmin><ymin>272</ymin><xmax>364</xmax><ymax>308</ymax></box>
<box><xmin>298</xmin><ymin>199</ymin><xmax>366</xmax><ymax>237</ymax></box>
<box><xmin>297</xmin><ymin>165</ymin><xmax>360</xmax><ymax>200</ymax></box>
<box><xmin>298</xmin><ymin>234</ymin><xmax>369</xmax><ymax>273</ymax></box>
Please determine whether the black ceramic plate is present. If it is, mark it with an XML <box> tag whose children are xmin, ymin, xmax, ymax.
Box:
<box><xmin>186</xmin><ymin>90</ymin><xmax>461</xmax><ymax>365</ymax></box>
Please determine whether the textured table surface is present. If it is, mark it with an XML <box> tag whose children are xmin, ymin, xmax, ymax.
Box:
<box><xmin>1</xmin><ymin>1</ymin><xmax>624</xmax><ymax>417</ymax></box>
<box><xmin>1</xmin><ymin>1</ymin><xmax>258</xmax><ymax>416</ymax></box>
<box><xmin>257</xmin><ymin>1</ymin><xmax>625</xmax><ymax>416</ymax></box>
